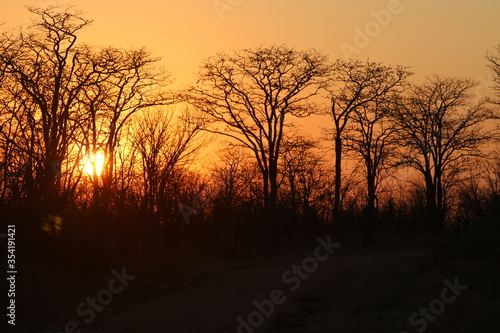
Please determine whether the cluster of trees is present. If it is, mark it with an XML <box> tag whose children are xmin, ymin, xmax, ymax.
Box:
<box><xmin>1</xmin><ymin>6</ymin><xmax>499</xmax><ymax>267</ymax></box>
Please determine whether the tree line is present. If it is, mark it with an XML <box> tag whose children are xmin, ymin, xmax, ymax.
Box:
<box><xmin>1</xmin><ymin>6</ymin><xmax>499</xmax><ymax>266</ymax></box>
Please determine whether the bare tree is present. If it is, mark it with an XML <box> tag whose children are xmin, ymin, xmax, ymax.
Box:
<box><xmin>130</xmin><ymin>107</ymin><xmax>205</xmax><ymax>214</ymax></box>
<box><xmin>344</xmin><ymin>82</ymin><xmax>409</xmax><ymax>221</ymax></box>
<box><xmin>0</xmin><ymin>83</ymin><xmax>48</xmax><ymax>205</ymax></box>
<box><xmin>391</xmin><ymin>76</ymin><xmax>496</xmax><ymax>230</ymax></box>
<box><xmin>211</xmin><ymin>147</ymin><xmax>256</xmax><ymax>211</ymax></box>
<box><xmin>0</xmin><ymin>5</ymin><xmax>93</xmax><ymax>208</ymax></box>
<box><xmin>1</xmin><ymin>5</ymin><xmax>176</xmax><ymax>214</ymax></box>
<box><xmin>280</xmin><ymin>134</ymin><xmax>328</xmax><ymax>216</ymax></box>
<box><xmin>280</xmin><ymin>134</ymin><xmax>332</xmax><ymax>245</ymax></box>
<box><xmin>76</xmin><ymin>46</ymin><xmax>173</xmax><ymax>205</ymax></box>
<box><xmin>328</xmin><ymin>59</ymin><xmax>411</xmax><ymax>224</ymax></box>
<box><xmin>188</xmin><ymin>45</ymin><xmax>331</xmax><ymax>211</ymax></box>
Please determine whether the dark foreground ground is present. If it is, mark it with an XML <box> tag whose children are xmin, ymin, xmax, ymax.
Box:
<box><xmin>3</xmin><ymin>232</ymin><xmax>500</xmax><ymax>333</ymax></box>
<box><xmin>88</xmin><ymin>249</ymin><xmax>423</xmax><ymax>333</ymax></box>
<box><xmin>83</xmin><ymin>246</ymin><xmax>498</xmax><ymax>333</ymax></box>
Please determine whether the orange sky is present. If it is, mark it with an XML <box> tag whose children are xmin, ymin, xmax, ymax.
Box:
<box><xmin>3</xmin><ymin>0</ymin><xmax>500</xmax><ymax>86</ymax></box>
<box><xmin>2</xmin><ymin>0</ymin><xmax>500</xmax><ymax>165</ymax></box>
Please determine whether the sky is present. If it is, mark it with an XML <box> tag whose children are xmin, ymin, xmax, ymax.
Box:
<box><xmin>2</xmin><ymin>0</ymin><xmax>500</xmax><ymax>87</ymax></box>
<box><xmin>2</xmin><ymin>0</ymin><xmax>500</xmax><ymax>163</ymax></box>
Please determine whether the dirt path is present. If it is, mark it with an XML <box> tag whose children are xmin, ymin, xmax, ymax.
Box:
<box><xmin>86</xmin><ymin>249</ymin><xmax>425</xmax><ymax>333</ymax></box>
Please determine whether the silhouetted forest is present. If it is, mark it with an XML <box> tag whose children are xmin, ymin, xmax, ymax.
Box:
<box><xmin>1</xmin><ymin>6</ymin><xmax>499</xmax><ymax>332</ymax></box>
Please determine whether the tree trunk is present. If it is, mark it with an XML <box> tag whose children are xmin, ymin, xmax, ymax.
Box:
<box><xmin>366</xmin><ymin>169</ymin><xmax>377</xmax><ymax>214</ymax></box>
<box><xmin>262</xmin><ymin>169</ymin><xmax>270</xmax><ymax>210</ymax></box>
<box><xmin>435</xmin><ymin>170</ymin><xmax>445</xmax><ymax>231</ymax></box>
<box><xmin>333</xmin><ymin>132</ymin><xmax>342</xmax><ymax>222</ymax></box>
<box><xmin>362</xmin><ymin>168</ymin><xmax>377</xmax><ymax>246</ymax></box>
<box><xmin>333</xmin><ymin>131</ymin><xmax>344</xmax><ymax>241</ymax></box>
<box><xmin>424</xmin><ymin>171</ymin><xmax>439</xmax><ymax>231</ymax></box>
<box><xmin>269</xmin><ymin>161</ymin><xmax>278</xmax><ymax>212</ymax></box>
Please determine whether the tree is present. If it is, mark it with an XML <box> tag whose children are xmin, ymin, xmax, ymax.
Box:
<box><xmin>391</xmin><ymin>76</ymin><xmax>496</xmax><ymax>230</ymax></box>
<box><xmin>211</xmin><ymin>147</ymin><xmax>256</xmax><ymax>211</ymax></box>
<box><xmin>280</xmin><ymin>134</ymin><xmax>331</xmax><ymax>247</ymax></box>
<box><xmin>0</xmin><ymin>73</ymin><xmax>41</xmax><ymax>205</ymax></box>
<box><xmin>0</xmin><ymin>5</ymin><xmax>92</xmax><ymax>209</ymax></box>
<box><xmin>76</xmin><ymin>46</ymin><xmax>172</xmax><ymax>205</ymax></box>
<box><xmin>280</xmin><ymin>135</ymin><xmax>315</xmax><ymax>215</ymax></box>
<box><xmin>345</xmin><ymin>103</ymin><xmax>394</xmax><ymax>218</ymax></box>
<box><xmin>188</xmin><ymin>45</ymin><xmax>331</xmax><ymax>211</ymax></box>
<box><xmin>130</xmin><ymin>107</ymin><xmax>205</xmax><ymax>215</ymax></box>
<box><xmin>344</xmin><ymin>73</ymin><xmax>410</xmax><ymax>222</ymax></box>
<box><xmin>328</xmin><ymin>59</ymin><xmax>411</xmax><ymax>225</ymax></box>
<box><xmin>280</xmin><ymin>134</ymin><xmax>328</xmax><ymax>216</ymax></box>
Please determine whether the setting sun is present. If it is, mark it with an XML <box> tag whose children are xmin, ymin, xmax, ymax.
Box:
<box><xmin>82</xmin><ymin>151</ymin><xmax>105</xmax><ymax>176</ymax></box>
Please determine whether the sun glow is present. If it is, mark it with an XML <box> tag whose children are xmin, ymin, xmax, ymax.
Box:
<box><xmin>82</xmin><ymin>151</ymin><xmax>105</xmax><ymax>176</ymax></box>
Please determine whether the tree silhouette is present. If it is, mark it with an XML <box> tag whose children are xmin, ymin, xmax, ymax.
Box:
<box><xmin>211</xmin><ymin>147</ymin><xmax>258</xmax><ymax>211</ymax></box>
<box><xmin>76</xmin><ymin>46</ymin><xmax>173</xmax><ymax>206</ymax></box>
<box><xmin>188</xmin><ymin>45</ymin><xmax>331</xmax><ymax>211</ymax></box>
<box><xmin>328</xmin><ymin>60</ymin><xmax>411</xmax><ymax>228</ymax></box>
<box><xmin>0</xmin><ymin>6</ymin><xmax>93</xmax><ymax>211</ymax></box>
<box><xmin>391</xmin><ymin>76</ymin><xmax>496</xmax><ymax>230</ymax></box>
<box><xmin>131</xmin><ymin>107</ymin><xmax>205</xmax><ymax>215</ymax></box>
<box><xmin>280</xmin><ymin>134</ymin><xmax>329</xmax><ymax>217</ymax></box>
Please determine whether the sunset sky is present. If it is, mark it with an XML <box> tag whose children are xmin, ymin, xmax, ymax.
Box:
<box><xmin>2</xmin><ymin>0</ymin><xmax>500</xmax><ymax>159</ymax></box>
<box><xmin>3</xmin><ymin>0</ymin><xmax>500</xmax><ymax>87</ymax></box>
